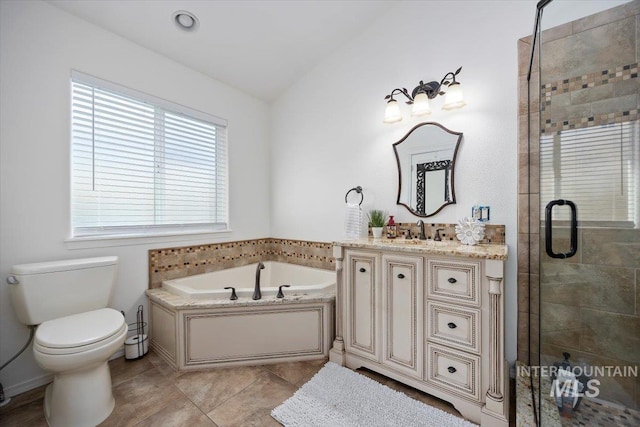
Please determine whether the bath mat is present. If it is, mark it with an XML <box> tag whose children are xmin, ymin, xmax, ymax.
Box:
<box><xmin>271</xmin><ymin>362</ymin><xmax>477</xmax><ymax>427</ymax></box>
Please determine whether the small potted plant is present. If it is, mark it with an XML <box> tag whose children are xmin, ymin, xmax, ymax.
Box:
<box><xmin>367</xmin><ymin>209</ymin><xmax>387</xmax><ymax>239</ymax></box>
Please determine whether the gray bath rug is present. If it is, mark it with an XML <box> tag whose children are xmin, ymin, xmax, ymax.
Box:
<box><xmin>271</xmin><ymin>362</ymin><xmax>478</xmax><ymax>427</ymax></box>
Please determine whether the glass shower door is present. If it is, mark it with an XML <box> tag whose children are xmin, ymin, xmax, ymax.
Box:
<box><xmin>535</xmin><ymin>1</ymin><xmax>639</xmax><ymax>424</ymax></box>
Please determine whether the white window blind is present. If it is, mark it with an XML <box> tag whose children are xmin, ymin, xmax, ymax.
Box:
<box><xmin>71</xmin><ymin>71</ymin><xmax>228</xmax><ymax>237</ymax></box>
<box><xmin>540</xmin><ymin>121</ymin><xmax>638</xmax><ymax>226</ymax></box>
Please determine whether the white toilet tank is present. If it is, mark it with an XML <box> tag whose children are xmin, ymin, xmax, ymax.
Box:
<box><xmin>8</xmin><ymin>256</ymin><xmax>118</xmax><ymax>326</ymax></box>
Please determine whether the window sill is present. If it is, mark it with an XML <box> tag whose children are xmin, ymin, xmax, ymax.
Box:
<box><xmin>65</xmin><ymin>229</ymin><xmax>233</xmax><ymax>250</ymax></box>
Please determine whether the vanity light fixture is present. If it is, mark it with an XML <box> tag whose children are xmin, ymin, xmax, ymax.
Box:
<box><xmin>173</xmin><ymin>10</ymin><xmax>199</xmax><ymax>32</ymax></box>
<box><xmin>383</xmin><ymin>67</ymin><xmax>466</xmax><ymax>123</ymax></box>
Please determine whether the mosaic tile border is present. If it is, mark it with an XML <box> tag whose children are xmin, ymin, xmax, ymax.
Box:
<box><xmin>541</xmin><ymin>63</ymin><xmax>638</xmax><ymax>98</ymax></box>
<box><xmin>148</xmin><ymin>238</ymin><xmax>334</xmax><ymax>289</ymax></box>
<box><xmin>542</xmin><ymin>109</ymin><xmax>638</xmax><ymax>134</ymax></box>
<box><xmin>540</xmin><ymin>62</ymin><xmax>639</xmax><ymax>134</ymax></box>
<box><xmin>368</xmin><ymin>222</ymin><xmax>506</xmax><ymax>245</ymax></box>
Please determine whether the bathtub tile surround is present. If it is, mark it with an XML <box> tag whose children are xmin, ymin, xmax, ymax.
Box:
<box><xmin>369</xmin><ymin>222</ymin><xmax>506</xmax><ymax>244</ymax></box>
<box><xmin>149</xmin><ymin>238</ymin><xmax>334</xmax><ymax>288</ymax></box>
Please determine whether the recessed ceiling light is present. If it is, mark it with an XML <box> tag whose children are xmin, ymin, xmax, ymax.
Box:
<box><xmin>173</xmin><ymin>10</ymin><xmax>199</xmax><ymax>32</ymax></box>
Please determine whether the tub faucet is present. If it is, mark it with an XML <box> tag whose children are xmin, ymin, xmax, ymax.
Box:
<box><xmin>416</xmin><ymin>220</ymin><xmax>427</xmax><ymax>240</ymax></box>
<box><xmin>253</xmin><ymin>262</ymin><xmax>265</xmax><ymax>300</ymax></box>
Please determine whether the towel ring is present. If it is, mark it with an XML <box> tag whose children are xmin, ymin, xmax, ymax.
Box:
<box><xmin>345</xmin><ymin>186</ymin><xmax>363</xmax><ymax>206</ymax></box>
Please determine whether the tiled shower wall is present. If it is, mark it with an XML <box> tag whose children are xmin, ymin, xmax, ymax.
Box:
<box><xmin>517</xmin><ymin>1</ymin><xmax>640</xmax><ymax>409</ymax></box>
<box><xmin>149</xmin><ymin>238</ymin><xmax>333</xmax><ymax>288</ymax></box>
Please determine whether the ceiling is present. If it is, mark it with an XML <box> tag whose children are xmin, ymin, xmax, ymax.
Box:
<box><xmin>48</xmin><ymin>0</ymin><xmax>394</xmax><ymax>102</ymax></box>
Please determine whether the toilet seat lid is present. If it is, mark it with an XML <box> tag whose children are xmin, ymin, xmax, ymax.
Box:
<box><xmin>35</xmin><ymin>308</ymin><xmax>125</xmax><ymax>349</ymax></box>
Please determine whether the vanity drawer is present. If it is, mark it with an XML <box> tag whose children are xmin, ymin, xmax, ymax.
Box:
<box><xmin>427</xmin><ymin>302</ymin><xmax>480</xmax><ymax>354</ymax></box>
<box><xmin>426</xmin><ymin>343</ymin><xmax>480</xmax><ymax>401</ymax></box>
<box><xmin>426</xmin><ymin>259</ymin><xmax>481</xmax><ymax>306</ymax></box>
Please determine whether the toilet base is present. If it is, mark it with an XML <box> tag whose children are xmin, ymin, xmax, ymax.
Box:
<box><xmin>43</xmin><ymin>361</ymin><xmax>115</xmax><ymax>427</ymax></box>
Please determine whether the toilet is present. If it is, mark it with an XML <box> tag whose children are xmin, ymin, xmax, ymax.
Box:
<box><xmin>8</xmin><ymin>256</ymin><xmax>126</xmax><ymax>427</ymax></box>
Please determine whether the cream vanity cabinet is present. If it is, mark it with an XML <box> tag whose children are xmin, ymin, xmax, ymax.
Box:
<box><xmin>330</xmin><ymin>240</ymin><xmax>508</xmax><ymax>427</ymax></box>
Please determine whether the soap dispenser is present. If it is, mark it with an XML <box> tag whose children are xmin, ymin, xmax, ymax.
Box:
<box><xmin>387</xmin><ymin>215</ymin><xmax>397</xmax><ymax>239</ymax></box>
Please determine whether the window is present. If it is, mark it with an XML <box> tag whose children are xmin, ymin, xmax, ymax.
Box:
<box><xmin>71</xmin><ymin>71</ymin><xmax>228</xmax><ymax>238</ymax></box>
<box><xmin>540</xmin><ymin>121</ymin><xmax>638</xmax><ymax>227</ymax></box>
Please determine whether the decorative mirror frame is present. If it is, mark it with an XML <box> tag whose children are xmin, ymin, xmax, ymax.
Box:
<box><xmin>392</xmin><ymin>122</ymin><xmax>463</xmax><ymax>217</ymax></box>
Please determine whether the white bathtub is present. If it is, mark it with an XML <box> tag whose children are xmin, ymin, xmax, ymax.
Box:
<box><xmin>162</xmin><ymin>261</ymin><xmax>336</xmax><ymax>300</ymax></box>
<box><xmin>149</xmin><ymin>261</ymin><xmax>336</xmax><ymax>370</ymax></box>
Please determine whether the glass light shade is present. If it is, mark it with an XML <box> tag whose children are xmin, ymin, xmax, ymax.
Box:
<box><xmin>383</xmin><ymin>99</ymin><xmax>403</xmax><ymax>123</ymax></box>
<box><xmin>411</xmin><ymin>92</ymin><xmax>431</xmax><ymax>116</ymax></box>
<box><xmin>442</xmin><ymin>82</ymin><xmax>466</xmax><ymax>110</ymax></box>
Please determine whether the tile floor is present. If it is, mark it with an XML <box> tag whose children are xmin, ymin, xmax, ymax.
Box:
<box><xmin>0</xmin><ymin>349</ymin><xmax>467</xmax><ymax>426</ymax></box>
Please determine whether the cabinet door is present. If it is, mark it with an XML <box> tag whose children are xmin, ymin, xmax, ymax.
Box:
<box><xmin>382</xmin><ymin>254</ymin><xmax>423</xmax><ymax>378</ymax></box>
<box><xmin>345</xmin><ymin>250</ymin><xmax>380</xmax><ymax>361</ymax></box>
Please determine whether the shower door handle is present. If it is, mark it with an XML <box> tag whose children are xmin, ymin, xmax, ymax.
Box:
<box><xmin>545</xmin><ymin>199</ymin><xmax>577</xmax><ymax>259</ymax></box>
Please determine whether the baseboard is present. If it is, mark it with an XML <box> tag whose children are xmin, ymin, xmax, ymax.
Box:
<box><xmin>4</xmin><ymin>373</ymin><xmax>52</xmax><ymax>398</ymax></box>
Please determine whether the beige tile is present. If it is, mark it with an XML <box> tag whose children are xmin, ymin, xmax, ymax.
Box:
<box><xmin>146</xmin><ymin>349</ymin><xmax>180</xmax><ymax>379</ymax></box>
<box><xmin>540</xmin><ymin>302</ymin><xmax>581</xmax><ymax>333</ymax></box>
<box><xmin>0</xmin><ymin>396</ymin><xmax>48</xmax><ymax>427</ymax></box>
<box><xmin>614</xmin><ymin>77</ymin><xmax>640</xmax><ymax>97</ymax></box>
<box><xmin>541</xmin><ymin>21</ymin><xmax>573</xmax><ymax>43</ymax></box>
<box><xmin>264</xmin><ymin>358</ymin><xmax>326</xmax><ymax>387</ymax></box>
<box><xmin>0</xmin><ymin>384</ymin><xmax>46</xmax><ymax>415</ymax></box>
<box><xmin>582</xmin><ymin>228</ymin><xmax>640</xmax><ymax>268</ymax></box>
<box><xmin>134</xmin><ymin>397</ymin><xmax>216</xmax><ymax>427</ymax></box>
<box><xmin>174</xmin><ymin>365</ymin><xmax>264</xmax><ymax>414</ymax></box>
<box><xmin>572</xmin><ymin>0</ymin><xmax>640</xmax><ymax>34</ymax></box>
<box><xmin>206</xmin><ymin>371</ymin><xmax>296</xmax><ymax>427</ymax></box>
<box><xmin>519</xmin><ymin>73</ymin><xmax>540</xmax><ymax>116</ymax></box>
<box><xmin>591</xmin><ymin>93</ymin><xmax>637</xmax><ymax>116</ymax></box>
<box><xmin>101</xmin><ymin>367</ymin><xmax>183</xmax><ymax>426</ymax></box>
<box><xmin>581</xmin><ymin>308</ymin><xmax>640</xmax><ymax>363</ymax></box>
<box><xmin>570</xmin><ymin>83</ymin><xmax>614</xmax><ymax>105</ymax></box>
<box><xmin>540</xmin><ymin>263</ymin><xmax>635</xmax><ymax>314</ymax></box>
<box><xmin>109</xmin><ymin>355</ymin><xmax>156</xmax><ymax>387</ymax></box>
<box><xmin>517</xmin><ymin>310</ymin><xmax>530</xmax><ymax>358</ymax></box>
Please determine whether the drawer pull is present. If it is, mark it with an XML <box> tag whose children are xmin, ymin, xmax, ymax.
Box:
<box><xmin>447</xmin><ymin>277</ymin><xmax>457</xmax><ymax>284</ymax></box>
<box><xmin>447</xmin><ymin>322</ymin><xmax>457</xmax><ymax>329</ymax></box>
<box><xmin>359</xmin><ymin>267</ymin><xmax>366</xmax><ymax>273</ymax></box>
<box><xmin>447</xmin><ymin>366</ymin><xmax>457</xmax><ymax>374</ymax></box>
<box><xmin>397</xmin><ymin>273</ymin><xmax>405</xmax><ymax>279</ymax></box>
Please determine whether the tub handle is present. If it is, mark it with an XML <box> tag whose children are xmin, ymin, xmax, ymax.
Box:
<box><xmin>223</xmin><ymin>287</ymin><xmax>238</xmax><ymax>300</ymax></box>
<box><xmin>277</xmin><ymin>285</ymin><xmax>291</xmax><ymax>299</ymax></box>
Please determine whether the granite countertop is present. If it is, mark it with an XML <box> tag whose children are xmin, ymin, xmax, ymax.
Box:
<box><xmin>334</xmin><ymin>238</ymin><xmax>508</xmax><ymax>260</ymax></box>
<box><xmin>146</xmin><ymin>288</ymin><xmax>335</xmax><ymax>310</ymax></box>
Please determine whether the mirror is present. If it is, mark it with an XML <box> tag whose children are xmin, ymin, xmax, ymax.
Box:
<box><xmin>393</xmin><ymin>122</ymin><xmax>462</xmax><ymax>217</ymax></box>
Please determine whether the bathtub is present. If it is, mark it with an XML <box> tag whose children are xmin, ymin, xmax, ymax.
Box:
<box><xmin>146</xmin><ymin>262</ymin><xmax>336</xmax><ymax>371</ymax></box>
<box><xmin>163</xmin><ymin>261</ymin><xmax>335</xmax><ymax>300</ymax></box>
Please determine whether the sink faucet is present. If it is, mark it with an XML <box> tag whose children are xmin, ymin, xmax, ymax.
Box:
<box><xmin>434</xmin><ymin>228</ymin><xmax>444</xmax><ymax>241</ymax></box>
<box><xmin>416</xmin><ymin>220</ymin><xmax>427</xmax><ymax>240</ymax></box>
<box><xmin>253</xmin><ymin>262</ymin><xmax>265</xmax><ymax>300</ymax></box>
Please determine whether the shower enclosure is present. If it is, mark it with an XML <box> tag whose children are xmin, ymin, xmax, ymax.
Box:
<box><xmin>519</xmin><ymin>0</ymin><xmax>639</xmax><ymax>424</ymax></box>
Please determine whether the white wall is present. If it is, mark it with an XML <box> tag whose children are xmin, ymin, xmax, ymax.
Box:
<box><xmin>0</xmin><ymin>0</ymin><xmax>270</xmax><ymax>394</ymax></box>
<box><xmin>270</xmin><ymin>0</ymin><xmax>539</xmax><ymax>363</ymax></box>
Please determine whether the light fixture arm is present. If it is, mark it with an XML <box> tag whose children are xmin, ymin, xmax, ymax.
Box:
<box><xmin>385</xmin><ymin>88</ymin><xmax>413</xmax><ymax>104</ymax></box>
<box><xmin>385</xmin><ymin>66</ymin><xmax>463</xmax><ymax>103</ymax></box>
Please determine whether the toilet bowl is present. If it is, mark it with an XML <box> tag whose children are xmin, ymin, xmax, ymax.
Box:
<box><xmin>33</xmin><ymin>308</ymin><xmax>127</xmax><ymax>427</ymax></box>
<box><xmin>7</xmin><ymin>256</ymin><xmax>124</xmax><ymax>427</ymax></box>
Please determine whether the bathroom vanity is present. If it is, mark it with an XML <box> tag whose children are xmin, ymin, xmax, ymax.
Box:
<box><xmin>329</xmin><ymin>239</ymin><xmax>508</xmax><ymax>426</ymax></box>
